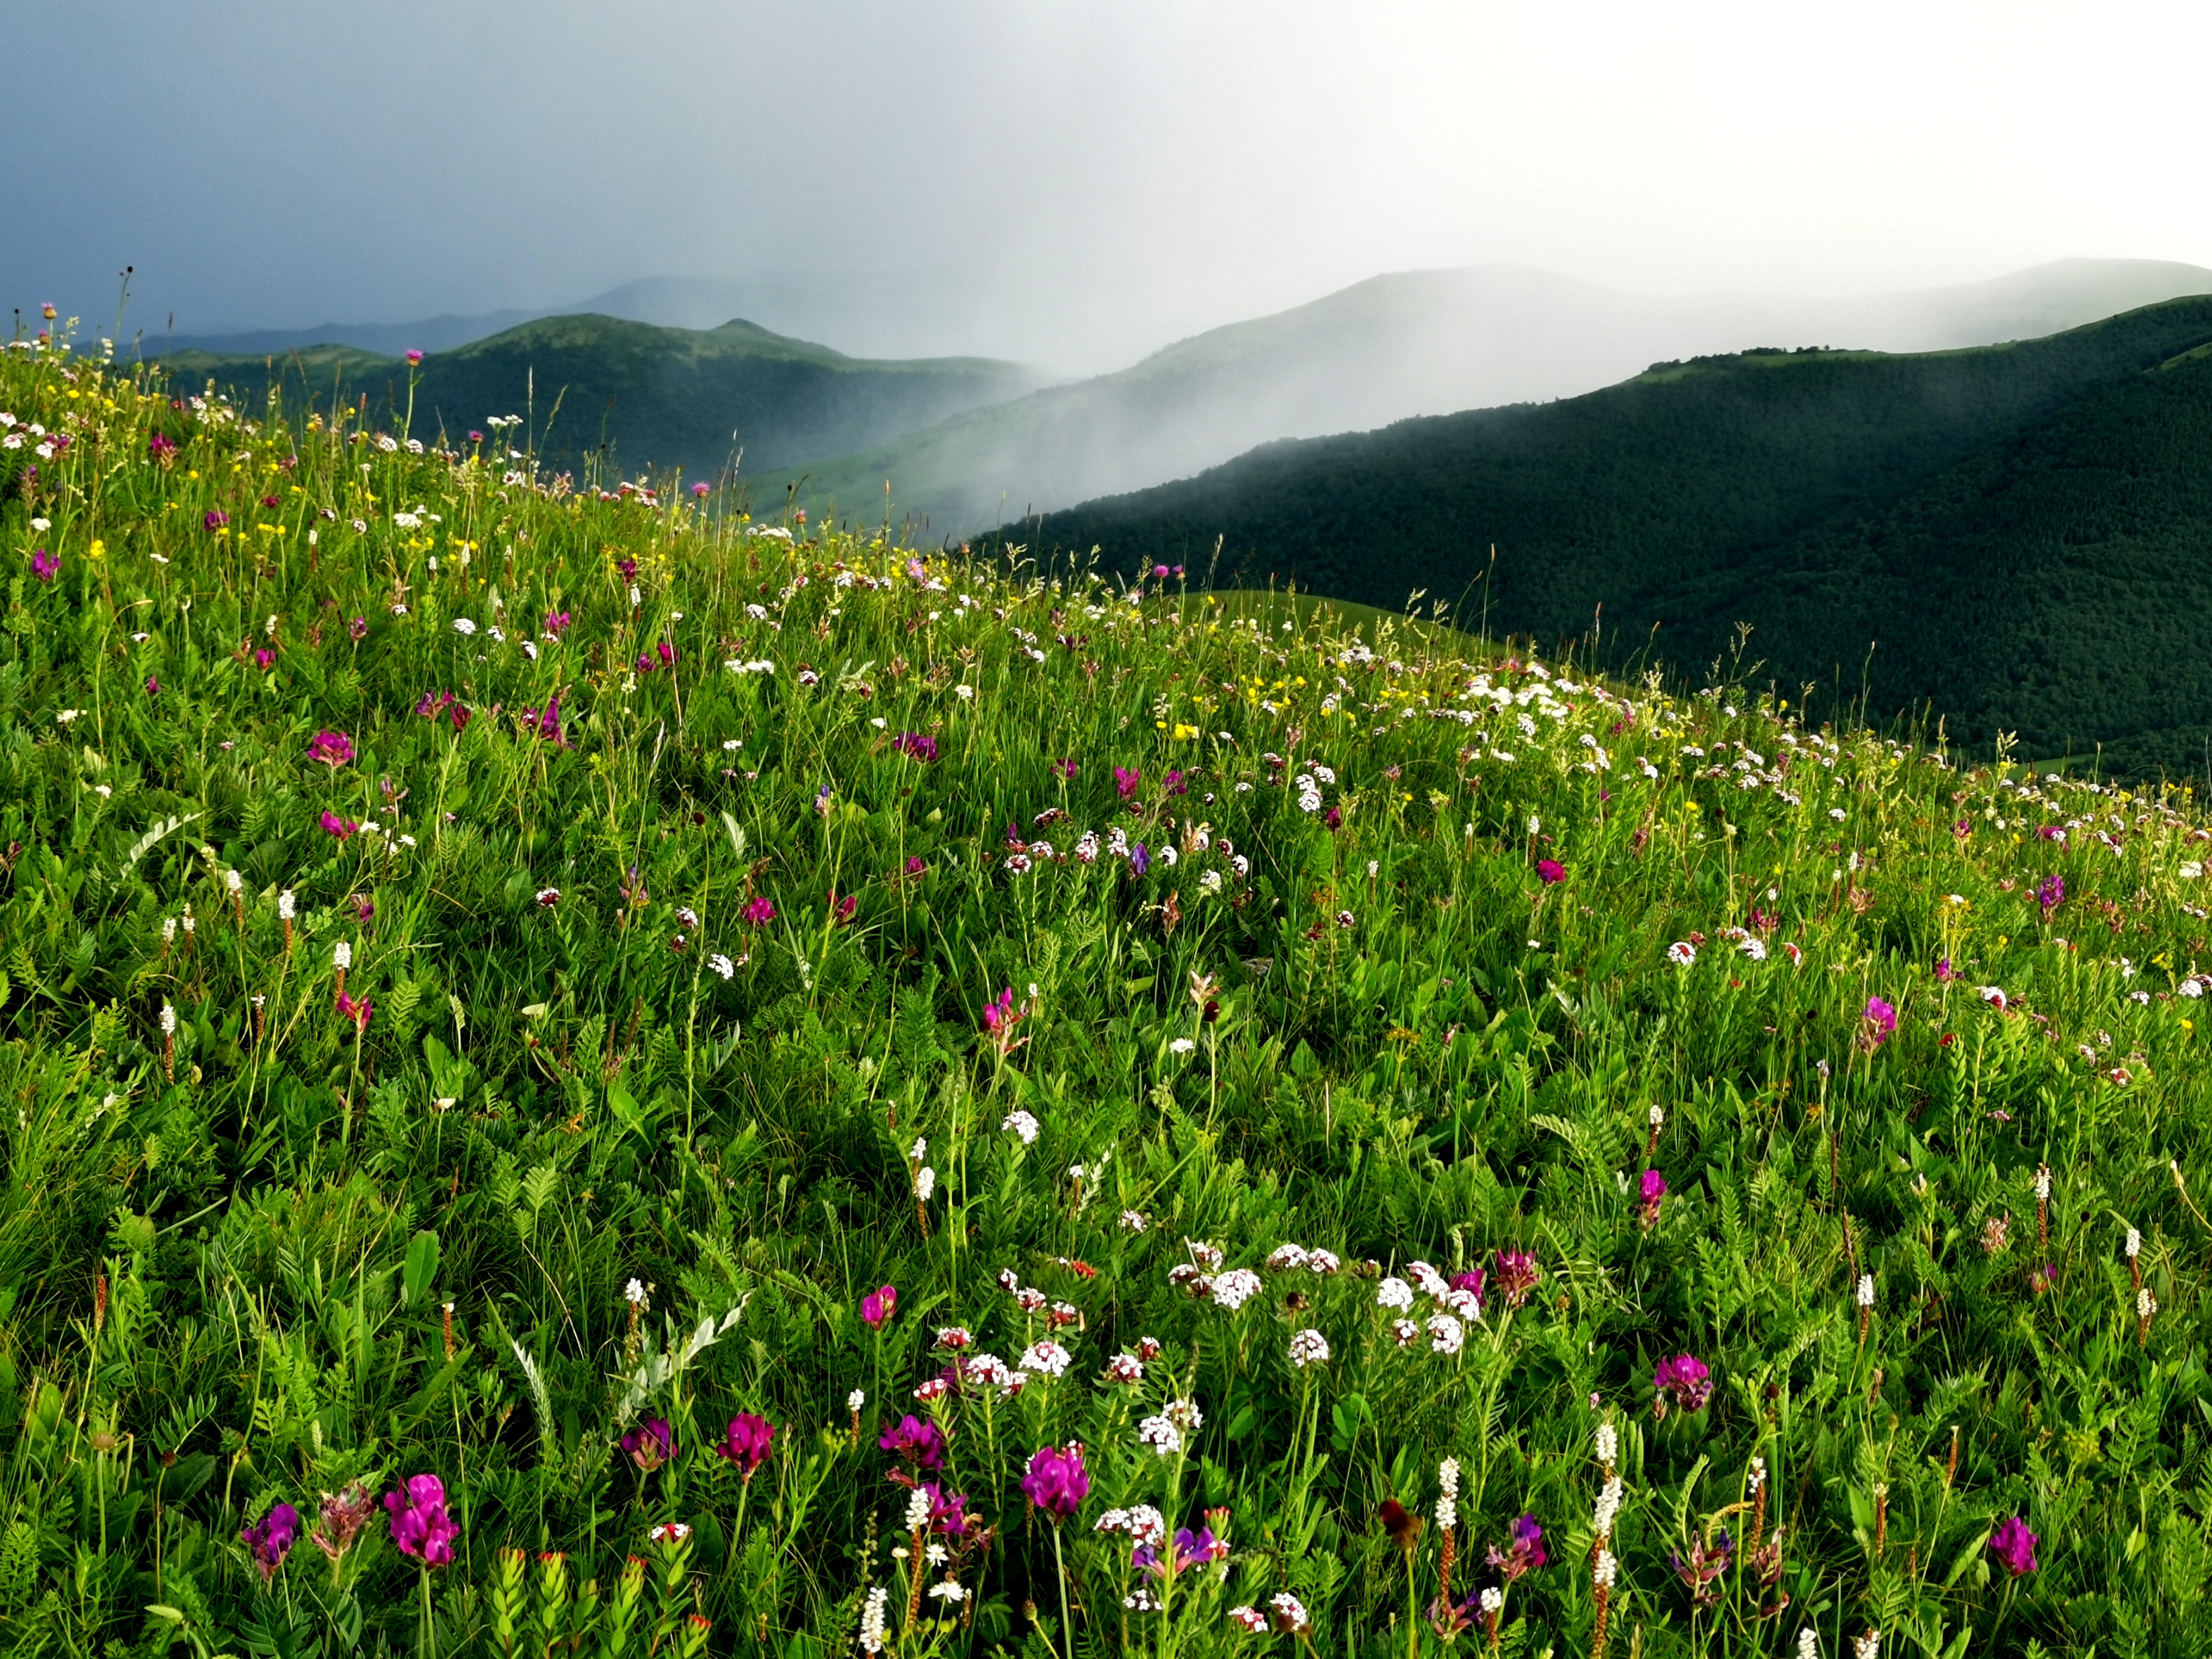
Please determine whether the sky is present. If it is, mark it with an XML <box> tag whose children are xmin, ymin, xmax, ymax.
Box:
<box><xmin>7</xmin><ymin>0</ymin><xmax>2211</xmax><ymax>373</ymax></box>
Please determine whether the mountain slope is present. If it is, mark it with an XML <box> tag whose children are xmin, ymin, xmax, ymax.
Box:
<box><xmin>1014</xmin><ymin>297</ymin><xmax>2212</xmax><ymax>768</ymax></box>
<box><xmin>778</xmin><ymin>259</ymin><xmax>2212</xmax><ymax>534</ymax></box>
<box><xmin>161</xmin><ymin>313</ymin><xmax>1053</xmax><ymax>484</ymax></box>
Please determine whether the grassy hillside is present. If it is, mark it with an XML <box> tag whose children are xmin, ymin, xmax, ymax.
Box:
<box><xmin>777</xmin><ymin>260</ymin><xmax>2212</xmax><ymax>535</ymax></box>
<box><xmin>1018</xmin><ymin>297</ymin><xmax>2212</xmax><ymax>774</ymax></box>
<box><xmin>161</xmin><ymin>313</ymin><xmax>1051</xmax><ymax>487</ymax></box>
<box><xmin>14</xmin><ymin>335</ymin><xmax>2212</xmax><ymax>1656</ymax></box>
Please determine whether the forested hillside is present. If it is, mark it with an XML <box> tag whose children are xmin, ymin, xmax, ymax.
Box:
<box><xmin>1018</xmin><ymin>298</ymin><xmax>2212</xmax><ymax>770</ymax></box>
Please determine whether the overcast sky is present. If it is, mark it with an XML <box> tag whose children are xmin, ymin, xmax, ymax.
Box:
<box><xmin>8</xmin><ymin>0</ymin><xmax>2211</xmax><ymax>370</ymax></box>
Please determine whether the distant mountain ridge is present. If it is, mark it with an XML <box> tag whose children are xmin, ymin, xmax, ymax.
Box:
<box><xmin>1013</xmin><ymin>296</ymin><xmax>2212</xmax><ymax>774</ymax></box>
<box><xmin>158</xmin><ymin>313</ymin><xmax>1052</xmax><ymax>485</ymax></box>
<box><xmin>775</xmin><ymin>258</ymin><xmax>2212</xmax><ymax>534</ymax></box>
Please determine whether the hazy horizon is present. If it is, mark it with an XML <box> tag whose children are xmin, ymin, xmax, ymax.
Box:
<box><xmin>7</xmin><ymin>0</ymin><xmax>2211</xmax><ymax>375</ymax></box>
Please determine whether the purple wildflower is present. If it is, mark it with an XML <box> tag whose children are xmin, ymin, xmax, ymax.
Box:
<box><xmin>1130</xmin><ymin>842</ymin><xmax>1150</xmax><ymax>876</ymax></box>
<box><xmin>861</xmin><ymin>1285</ymin><xmax>898</xmax><ymax>1328</ymax></box>
<box><xmin>742</xmin><ymin>896</ymin><xmax>776</xmax><ymax>926</ymax></box>
<box><xmin>241</xmin><ymin>1502</ymin><xmax>300</xmax><ymax>1582</ymax></box>
<box><xmin>892</xmin><ymin>731</ymin><xmax>940</xmax><ymax>762</ymax></box>
<box><xmin>878</xmin><ymin>1414</ymin><xmax>947</xmax><ymax>1470</ymax></box>
<box><xmin>1989</xmin><ymin>1515</ymin><xmax>2037</xmax><ymax>1576</ymax></box>
<box><xmin>1485</xmin><ymin>1513</ymin><xmax>1546</xmax><ymax>1582</ymax></box>
<box><xmin>204</xmin><ymin>509</ymin><xmax>229</xmax><ymax>532</ymax></box>
<box><xmin>1638</xmin><ymin>1168</ymin><xmax>1667</xmax><ymax>1228</ymax></box>
<box><xmin>1020</xmin><ymin>1444</ymin><xmax>1090</xmax><ymax>1521</ymax></box>
<box><xmin>1493</xmin><ymin>1250</ymin><xmax>1541</xmax><ymax>1308</ymax></box>
<box><xmin>383</xmin><ymin>1475</ymin><xmax>459</xmax><ymax>1566</ymax></box>
<box><xmin>1114</xmin><ymin>766</ymin><xmax>1141</xmax><ymax>798</ymax></box>
<box><xmin>714</xmin><ymin>1413</ymin><xmax>775</xmax><ymax>1480</ymax></box>
<box><xmin>1863</xmin><ymin>996</ymin><xmax>1897</xmax><ymax>1047</ymax></box>
<box><xmin>619</xmin><ymin>1417</ymin><xmax>675</xmax><ymax>1472</ymax></box>
<box><xmin>306</xmin><ymin>730</ymin><xmax>355</xmax><ymax>768</ymax></box>
<box><xmin>320</xmin><ymin>811</ymin><xmax>360</xmax><ymax>840</ymax></box>
<box><xmin>30</xmin><ymin>549</ymin><xmax>57</xmax><ymax>581</ymax></box>
<box><xmin>1536</xmin><ymin>858</ymin><xmax>1565</xmax><ymax>885</ymax></box>
<box><xmin>2038</xmin><ymin>873</ymin><xmax>2065</xmax><ymax>918</ymax></box>
<box><xmin>1653</xmin><ymin>1353</ymin><xmax>1713</xmax><ymax>1414</ymax></box>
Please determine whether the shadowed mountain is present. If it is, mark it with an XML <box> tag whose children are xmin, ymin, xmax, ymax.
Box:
<box><xmin>1010</xmin><ymin>296</ymin><xmax>2212</xmax><ymax>772</ymax></box>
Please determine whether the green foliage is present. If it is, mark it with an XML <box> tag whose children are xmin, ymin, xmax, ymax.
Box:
<box><xmin>1021</xmin><ymin>296</ymin><xmax>2212</xmax><ymax>775</ymax></box>
<box><xmin>3</xmin><ymin>330</ymin><xmax>2211</xmax><ymax>1658</ymax></box>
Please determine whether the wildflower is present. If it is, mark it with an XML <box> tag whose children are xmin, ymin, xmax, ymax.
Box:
<box><xmin>1021</xmin><ymin>1444</ymin><xmax>1090</xmax><ymax>1520</ymax></box>
<box><xmin>1487</xmin><ymin>1513</ymin><xmax>1547</xmax><ymax>1581</ymax></box>
<box><xmin>30</xmin><ymin>548</ymin><xmax>57</xmax><ymax>581</ymax></box>
<box><xmin>1862</xmin><ymin>996</ymin><xmax>1897</xmax><ymax>1048</ymax></box>
<box><xmin>1377</xmin><ymin>1276</ymin><xmax>1415</xmax><ymax>1310</ymax></box>
<box><xmin>1978</xmin><ymin>985</ymin><xmax>2008</xmax><ymax>1010</ymax></box>
<box><xmin>383</xmin><ymin>1475</ymin><xmax>460</xmax><ymax>1565</ymax></box>
<box><xmin>714</xmin><ymin>1413</ymin><xmax>774</xmax><ymax>1479</ymax></box>
<box><xmin>741</xmin><ymin>895</ymin><xmax>776</xmax><ymax>926</ymax></box>
<box><xmin>1596</xmin><ymin>1422</ymin><xmax>1619</xmax><ymax>1466</ymax></box>
<box><xmin>1268</xmin><ymin>1592</ymin><xmax>1311</xmax><ymax>1633</ymax></box>
<box><xmin>1137</xmin><ymin>1414</ymin><xmax>1181</xmax><ymax>1455</ymax></box>
<box><xmin>861</xmin><ymin>1285</ymin><xmax>898</xmax><ymax>1328</ymax></box>
<box><xmin>1427</xmin><ymin>1313</ymin><xmax>1465</xmax><ymax>1354</ymax></box>
<box><xmin>204</xmin><ymin>509</ymin><xmax>229</xmax><ymax>532</ymax></box>
<box><xmin>306</xmin><ymin>730</ymin><xmax>355</xmax><ymax>768</ymax></box>
<box><xmin>1536</xmin><ymin>857</ymin><xmax>1565</xmax><ymax>884</ymax></box>
<box><xmin>1213</xmin><ymin>1268</ymin><xmax>1264</xmax><ymax>1311</ymax></box>
<box><xmin>1019</xmin><ymin>1341</ymin><xmax>1072</xmax><ymax>1379</ymax></box>
<box><xmin>321</xmin><ymin>811</ymin><xmax>360</xmax><ymax>840</ymax></box>
<box><xmin>1168</xmin><ymin>1036</ymin><xmax>1196</xmax><ymax>1055</ymax></box>
<box><xmin>1653</xmin><ymin>1352</ymin><xmax>1713</xmax><ymax>1414</ymax></box>
<box><xmin>1668</xmin><ymin>940</ymin><xmax>1697</xmax><ymax>966</ymax></box>
<box><xmin>1230</xmin><ymin>1607</ymin><xmax>1269</xmax><ymax>1632</ymax></box>
<box><xmin>1989</xmin><ymin>1516</ymin><xmax>2037</xmax><ymax>1576</ymax></box>
<box><xmin>891</xmin><ymin>731</ymin><xmax>940</xmax><ymax>762</ymax></box>
<box><xmin>619</xmin><ymin>1418</ymin><xmax>675</xmax><ymax>1472</ymax></box>
<box><xmin>241</xmin><ymin>1502</ymin><xmax>300</xmax><ymax>1582</ymax></box>
<box><xmin>859</xmin><ymin>1585</ymin><xmax>890</xmax><ymax>1654</ymax></box>
<box><xmin>1638</xmin><ymin>1168</ymin><xmax>1667</xmax><ymax>1228</ymax></box>
<box><xmin>1114</xmin><ymin>766</ymin><xmax>1141</xmax><ymax>797</ymax></box>
<box><xmin>878</xmin><ymin>1414</ymin><xmax>947</xmax><ymax>1469</ymax></box>
<box><xmin>1288</xmin><ymin>1328</ymin><xmax>1330</xmax><ymax>1367</ymax></box>
<box><xmin>336</xmin><ymin>992</ymin><xmax>373</xmax><ymax>1034</ymax></box>
<box><xmin>2038</xmin><ymin>873</ymin><xmax>2065</xmax><ymax>917</ymax></box>
<box><xmin>624</xmin><ymin>1278</ymin><xmax>649</xmax><ymax>1307</ymax></box>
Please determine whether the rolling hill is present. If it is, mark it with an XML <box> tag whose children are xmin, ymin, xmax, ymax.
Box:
<box><xmin>776</xmin><ymin>259</ymin><xmax>2212</xmax><ymax>535</ymax></box>
<box><xmin>158</xmin><ymin>313</ymin><xmax>1052</xmax><ymax>486</ymax></box>
<box><xmin>1011</xmin><ymin>296</ymin><xmax>2212</xmax><ymax>773</ymax></box>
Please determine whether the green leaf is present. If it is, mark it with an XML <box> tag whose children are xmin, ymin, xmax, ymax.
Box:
<box><xmin>402</xmin><ymin>1229</ymin><xmax>441</xmax><ymax>1305</ymax></box>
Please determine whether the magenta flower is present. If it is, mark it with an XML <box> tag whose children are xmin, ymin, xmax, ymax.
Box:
<box><xmin>521</xmin><ymin>696</ymin><xmax>565</xmax><ymax>745</ymax></box>
<box><xmin>1021</xmin><ymin>1443</ymin><xmax>1090</xmax><ymax>1521</ymax></box>
<box><xmin>1450</xmin><ymin>1266</ymin><xmax>1486</xmax><ymax>1301</ymax></box>
<box><xmin>921</xmin><ymin>1482</ymin><xmax>973</xmax><ymax>1536</ymax></box>
<box><xmin>145</xmin><ymin>676</ymin><xmax>159</xmax><ymax>696</ymax></box>
<box><xmin>620</xmin><ymin>1417</ymin><xmax>675</xmax><ymax>1472</ymax></box>
<box><xmin>148</xmin><ymin>431</ymin><xmax>177</xmax><ymax>463</ymax></box>
<box><xmin>1935</xmin><ymin>957</ymin><xmax>1960</xmax><ymax>981</ymax></box>
<box><xmin>1053</xmin><ymin>757</ymin><xmax>1078</xmax><ymax>780</ymax></box>
<box><xmin>1485</xmin><ymin>1513</ymin><xmax>1546</xmax><ymax>1582</ymax></box>
<box><xmin>321</xmin><ymin>811</ymin><xmax>360</xmax><ymax>840</ymax></box>
<box><xmin>1114</xmin><ymin>766</ymin><xmax>1141</xmax><ymax>798</ymax></box>
<box><xmin>1863</xmin><ymin>996</ymin><xmax>1897</xmax><ymax>1047</ymax></box>
<box><xmin>347</xmin><ymin>615</ymin><xmax>368</xmax><ymax>641</ymax></box>
<box><xmin>254</xmin><ymin>648</ymin><xmax>275</xmax><ymax>670</ymax></box>
<box><xmin>384</xmin><ymin>1475</ymin><xmax>459</xmax><ymax>1566</ymax></box>
<box><xmin>1535</xmin><ymin>858</ymin><xmax>1565</xmax><ymax>885</ymax></box>
<box><xmin>468</xmin><ymin>429</ymin><xmax>485</xmax><ymax>444</ymax></box>
<box><xmin>657</xmin><ymin>641</ymin><xmax>677</xmax><ymax>667</ymax></box>
<box><xmin>1989</xmin><ymin>1515</ymin><xmax>2037</xmax><ymax>1576</ymax></box>
<box><xmin>742</xmin><ymin>896</ymin><xmax>776</xmax><ymax>926</ymax></box>
<box><xmin>878</xmin><ymin>1414</ymin><xmax>947</xmax><ymax>1470</ymax></box>
<box><xmin>204</xmin><ymin>509</ymin><xmax>229</xmax><ymax>532</ymax></box>
<box><xmin>1152</xmin><ymin>564</ymin><xmax>1171</xmax><ymax>579</ymax></box>
<box><xmin>892</xmin><ymin>731</ymin><xmax>940</xmax><ymax>762</ymax></box>
<box><xmin>1637</xmin><ymin>1168</ymin><xmax>1667</xmax><ymax>1229</ymax></box>
<box><xmin>543</xmin><ymin>610</ymin><xmax>572</xmax><ymax>637</ymax></box>
<box><xmin>405</xmin><ymin>349</ymin><xmax>424</xmax><ymax>365</ymax></box>
<box><xmin>1653</xmin><ymin>1353</ymin><xmax>1712</xmax><ymax>1414</ymax></box>
<box><xmin>337</xmin><ymin>990</ymin><xmax>373</xmax><ymax>1033</ymax></box>
<box><xmin>1164</xmin><ymin>769</ymin><xmax>1188</xmax><ymax>796</ymax></box>
<box><xmin>1493</xmin><ymin>1250</ymin><xmax>1541</xmax><ymax>1308</ymax></box>
<box><xmin>30</xmin><ymin>549</ymin><xmax>57</xmax><ymax>581</ymax></box>
<box><xmin>905</xmin><ymin>856</ymin><xmax>926</xmax><ymax>877</ymax></box>
<box><xmin>692</xmin><ymin>481</ymin><xmax>710</xmax><ymax>498</ymax></box>
<box><xmin>1324</xmin><ymin>805</ymin><xmax>1342</xmax><ymax>830</ymax></box>
<box><xmin>714</xmin><ymin>1413</ymin><xmax>775</xmax><ymax>1480</ymax></box>
<box><xmin>306</xmin><ymin>729</ymin><xmax>355</xmax><ymax>768</ymax></box>
<box><xmin>2037</xmin><ymin>873</ymin><xmax>2065</xmax><ymax>918</ymax></box>
<box><xmin>861</xmin><ymin>1284</ymin><xmax>898</xmax><ymax>1328</ymax></box>
<box><xmin>241</xmin><ymin>1502</ymin><xmax>300</xmax><ymax>1582</ymax></box>
<box><xmin>1137</xmin><ymin>1525</ymin><xmax>1227</xmax><ymax>1578</ymax></box>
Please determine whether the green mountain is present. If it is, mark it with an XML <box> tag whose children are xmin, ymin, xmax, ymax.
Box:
<box><xmin>159</xmin><ymin>313</ymin><xmax>1051</xmax><ymax>486</ymax></box>
<box><xmin>1012</xmin><ymin>296</ymin><xmax>2212</xmax><ymax>773</ymax></box>
<box><xmin>778</xmin><ymin>259</ymin><xmax>2212</xmax><ymax>535</ymax></box>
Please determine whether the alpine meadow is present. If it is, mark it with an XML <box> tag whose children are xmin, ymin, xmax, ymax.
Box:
<box><xmin>14</xmin><ymin>313</ymin><xmax>2212</xmax><ymax>1659</ymax></box>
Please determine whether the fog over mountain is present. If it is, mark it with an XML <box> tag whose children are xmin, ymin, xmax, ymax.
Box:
<box><xmin>773</xmin><ymin>258</ymin><xmax>2212</xmax><ymax>535</ymax></box>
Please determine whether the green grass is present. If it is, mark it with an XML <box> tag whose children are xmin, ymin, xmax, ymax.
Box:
<box><xmin>8</xmin><ymin>333</ymin><xmax>2212</xmax><ymax>1659</ymax></box>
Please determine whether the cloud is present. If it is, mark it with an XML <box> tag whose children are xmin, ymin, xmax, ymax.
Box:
<box><xmin>6</xmin><ymin>0</ymin><xmax>2209</xmax><ymax>372</ymax></box>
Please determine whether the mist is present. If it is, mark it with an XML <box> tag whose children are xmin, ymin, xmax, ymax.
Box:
<box><xmin>7</xmin><ymin>0</ymin><xmax>2212</xmax><ymax>377</ymax></box>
